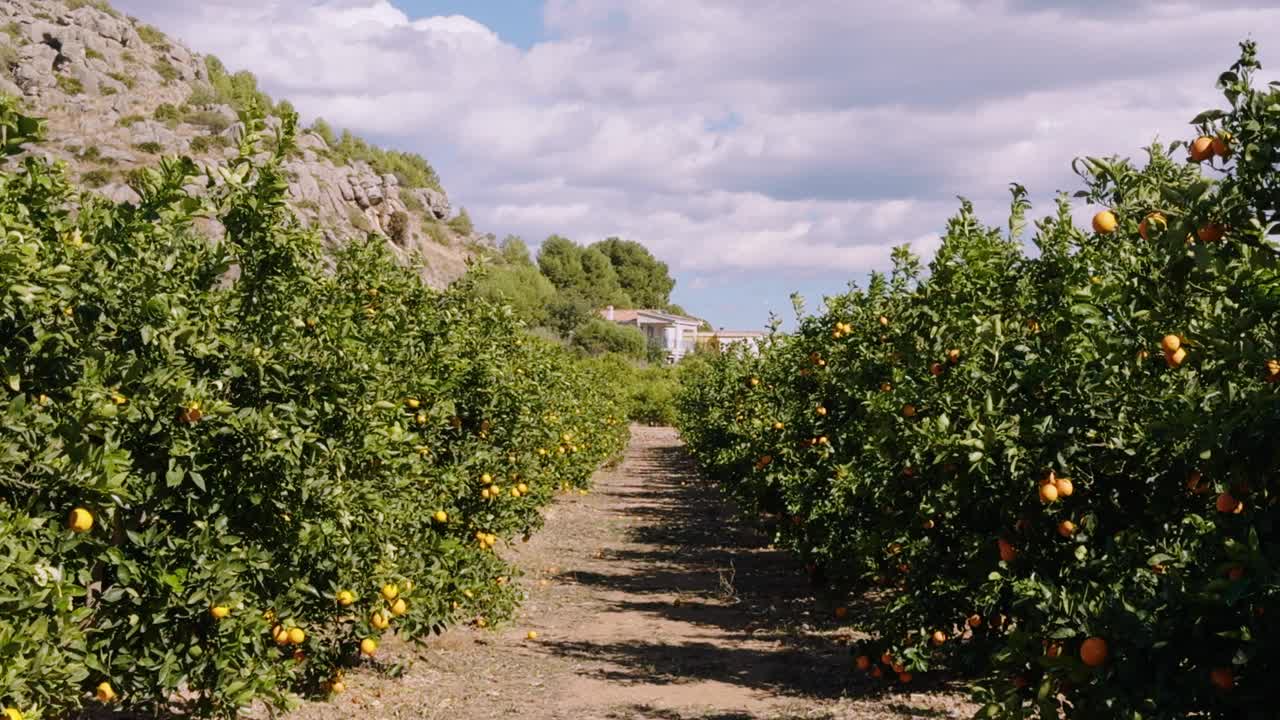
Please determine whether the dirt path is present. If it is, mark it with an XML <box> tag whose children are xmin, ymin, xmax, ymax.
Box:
<box><xmin>282</xmin><ymin>426</ymin><xmax>975</xmax><ymax>720</ymax></box>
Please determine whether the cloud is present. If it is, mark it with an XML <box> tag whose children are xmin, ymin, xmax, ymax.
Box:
<box><xmin>112</xmin><ymin>0</ymin><xmax>1275</xmax><ymax>280</ymax></box>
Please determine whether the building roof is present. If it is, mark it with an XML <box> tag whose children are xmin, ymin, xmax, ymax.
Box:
<box><xmin>601</xmin><ymin>308</ymin><xmax>703</xmax><ymax>325</ymax></box>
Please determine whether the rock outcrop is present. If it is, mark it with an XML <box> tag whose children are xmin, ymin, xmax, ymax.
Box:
<box><xmin>0</xmin><ymin>0</ymin><xmax>484</xmax><ymax>288</ymax></box>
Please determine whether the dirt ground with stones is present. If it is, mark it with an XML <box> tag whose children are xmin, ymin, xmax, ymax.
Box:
<box><xmin>279</xmin><ymin>426</ymin><xmax>977</xmax><ymax>720</ymax></box>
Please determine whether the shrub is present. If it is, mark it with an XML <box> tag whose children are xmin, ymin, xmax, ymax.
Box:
<box><xmin>153</xmin><ymin>103</ymin><xmax>182</xmax><ymax>123</ymax></box>
<box><xmin>115</xmin><ymin>114</ymin><xmax>145</xmax><ymax>127</ymax></box>
<box><xmin>447</xmin><ymin>207</ymin><xmax>474</xmax><ymax>236</ymax></box>
<box><xmin>80</xmin><ymin>168</ymin><xmax>112</xmax><ymax>187</ymax></box>
<box><xmin>107</xmin><ymin>72</ymin><xmax>136</xmax><ymax>90</ymax></box>
<box><xmin>0</xmin><ymin>106</ymin><xmax>629</xmax><ymax>719</ymax></box>
<box><xmin>84</xmin><ymin>47</ymin><xmax>104</xmax><ymax>61</ymax></box>
<box><xmin>56</xmin><ymin>75</ymin><xmax>84</xmax><ymax>95</ymax></box>
<box><xmin>153</xmin><ymin>59</ymin><xmax>179</xmax><ymax>84</ymax></box>
<box><xmin>2</xmin><ymin>23</ymin><xmax>20</xmax><ymax>43</ymax></box>
<box><xmin>135</xmin><ymin>23</ymin><xmax>169</xmax><ymax>51</ymax></box>
<box><xmin>0</xmin><ymin>44</ymin><xmax>16</xmax><ymax>76</ymax></box>
<box><xmin>425</xmin><ymin>221</ymin><xmax>450</xmax><ymax>247</ymax></box>
<box><xmin>133</xmin><ymin>141</ymin><xmax>163</xmax><ymax>154</ymax></box>
<box><xmin>572</xmin><ymin>318</ymin><xmax>647</xmax><ymax>359</ymax></box>
<box><xmin>386</xmin><ymin>210</ymin><xmax>410</xmax><ymax>245</ymax></box>
<box><xmin>184</xmin><ymin>109</ymin><xmax>233</xmax><ymax>133</ymax></box>
<box><xmin>676</xmin><ymin>41</ymin><xmax>1280</xmax><ymax>720</ymax></box>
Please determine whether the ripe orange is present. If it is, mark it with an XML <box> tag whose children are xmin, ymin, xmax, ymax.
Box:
<box><xmin>1080</xmin><ymin>637</ymin><xmax>1108</xmax><ymax>667</ymax></box>
<box><xmin>1045</xmin><ymin>642</ymin><xmax>1063</xmax><ymax>658</ymax></box>
<box><xmin>998</xmin><ymin>538</ymin><xmax>1018</xmax><ymax>562</ymax></box>
<box><xmin>1139</xmin><ymin>212</ymin><xmax>1167</xmax><ymax>241</ymax></box>
<box><xmin>880</xmin><ymin>652</ymin><xmax>893</xmax><ymax>666</ymax></box>
<box><xmin>834</xmin><ymin>606</ymin><xmax>849</xmax><ymax>620</ymax></box>
<box><xmin>96</xmin><ymin>682</ymin><xmax>116</xmax><ymax>703</ymax></box>
<box><xmin>1210</xmin><ymin>667</ymin><xmax>1234</xmax><ymax>691</ymax></box>
<box><xmin>898</xmin><ymin>671</ymin><xmax>913</xmax><ymax>683</ymax></box>
<box><xmin>360</xmin><ymin>637</ymin><xmax>378</xmax><ymax>656</ymax></box>
<box><xmin>855</xmin><ymin>655</ymin><xmax>871</xmax><ymax>671</ymax></box>
<box><xmin>1160</xmin><ymin>335</ymin><xmax>1181</xmax><ymax>354</ymax></box>
<box><xmin>869</xmin><ymin>665</ymin><xmax>883</xmax><ymax>678</ymax></box>
<box><xmin>1039</xmin><ymin>482</ymin><xmax>1059</xmax><ymax>504</ymax></box>
<box><xmin>1189</xmin><ymin>136</ymin><xmax>1215</xmax><ymax>162</ymax></box>
<box><xmin>1054</xmin><ymin>477</ymin><xmax>1074</xmax><ymax>497</ymax></box>
<box><xmin>1165</xmin><ymin>347</ymin><xmax>1187</xmax><ymax>368</ymax></box>
<box><xmin>880</xmin><ymin>382</ymin><xmax>892</xmax><ymax>393</ymax></box>
<box><xmin>930</xmin><ymin>630</ymin><xmax>946</xmax><ymax>646</ymax></box>
<box><xmin>902</xmin><ymin>404</ymin><xmax>917</xmax><ymax>418</ymax></box>
<box><xmin>946</xmin><ymin>349</ymin><xmax>961</xmax><ymax>364</ymax></box>
<box><xmin>930</xmin><ymin>362</ymin><xmax>944</xmax><ymax>377</ymax></box>
<box><xmin>1212</xmin><ymin>135</ymin><xmax>1231</xmax><ymax>158</ymax></box>
<box><xmin>1265</xmin><ymin>359</ymin><xmax>1280</xmax><ymax>381</ymax></box>
<box><xmin>967</xmin><ymin>614</ymin><xmax>982</xmax><ymax>629</ymax></box>
<box><xmin>879</xmin><ymin>315</ymin><xmax>889</xmax><ymax>326</ymax></box>
<box><xmin>68</xmin><ymin>507</ymin><xmax>94</xmax><ymax>533</ymax></box>
<box><xmin>1091</xmin><ymin>210</ymin><xmax>1118</xmax><ymax>234</ymax></box>
<box><xmin>1197</xmin><ymin>224</ymin><xmax>1225</xmax><ymax>243</ymax></box>
<box><xmin>1216</xmin><ymin>493</ymin><xmax>1240</xmax><ymax>514</ymax></box>
<box><xmin>816</xmin><ymin>406</ymin><xmax>827</xmax><ymax>416</ymax></box>
<box><xmin>1057</xmin><ymin>520</ymin><xmax>1077</xmax><ymax>538</ymax></box>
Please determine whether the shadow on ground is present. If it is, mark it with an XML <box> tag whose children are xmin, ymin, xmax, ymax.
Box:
<box><xmin>543</xmin><ymin>437</ymin><xmax>971</xmax><ymax>706</ymax></box>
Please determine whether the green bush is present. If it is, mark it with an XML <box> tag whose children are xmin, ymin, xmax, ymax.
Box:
<box><xmin>80</xmin><ymin>168</ymin><xmax>112</xmax><ymax>187</ymax></box>
<box><xmin>0</xmin><ymin>105</ymin><xmax>628</xmax><ymax>719</ymax></box>
<box><xmin>153</xmin><ymin>103</ymin><xmax>182</xmax><ymax>123</ymax></box>
<box><xmin>153</xmin><ymin>59</ymin><xmax>179</xmax><ymax>84</ymax></box>
<box><xmin>572</xmin><ymin>318</ymin><xmax>646</xmax><ymax>359</ymax></box>
<box><xmin>56</xmin><ymin>75</ymin><xmax>84</xmax><ymax>95</ymax></box>
<box><xmin>134</xmin><ymin>23</ymin><xmax>169</xmax><ymax>51</ymax></box>
<box><xmin>115</xmin><ymin>114</ymin><xmax>145</xmax><ymax>128</ymax></box>
<box><xmin>133</xmin><ymin>142</ymin><xmax>163</xmax><ymax>154</ymax></box>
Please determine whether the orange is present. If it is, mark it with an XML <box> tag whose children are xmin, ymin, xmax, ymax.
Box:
<box><xmin>834</xmin><ymin>606</ymin><xmax>849</xmax><ymax>620</ymax></box>
<box><xmin>869</xmin><ymin>665</ymin><xmax>883</xmax><ymax>678</ymax></box>
<box><xmin>1216</xmin><ymin>493</ymin><xmax>1240</xmax><ymax>514</ymax></box>
<box><xmin>1045</xmin><ymin>642</ymin><xmax>1063</xmax><ymax>658</ymax></box>
<box><xmin>998</xmin><ymin>539</ymin><xmax>1017</xmax><ymax>562</ymax></box>
<box><xmin>879</xmin><ymin>315</ymin><xmax>889</xmax><ymax>326</ymax></box>
<box><xmin>1057</xmin><ymin>520</ymin><xmax>1077</xmax><ymax>538</ymax></box>
<box><xmin>1210</xmin><ymin>667</ymin><xmax>1234</xmax><ymax>690</ymax></box>
<box><xmin>930</xmin><ymin>630</ymin><xmax>946</xmax><ymax>646</ymax></box>
<box><xmin>1189</xmin><ymin>136</ymin><xmax>1215</xmax><ymax>162</ymax></box>
<box><xmin>1139</xmin><ymin>212</ymin><xmax>1167</xmax><ymax>241</ymax></box>
<box><xmin>946</xmin><ymin>349</ymin><xmax>961</xmax><ymax>364</ymax></box>
<box><xmin>1265</xmin><ymin>359</ymin><xmax>1280</xmax><ymax>381</ymax></box>
<box><xmin>880</xmin><ymin>382</ymin><xmax>892</xmax><ymax>393</ymax></box>
<box><xmin>1197</xmin><ymin>224</ymin><xmax>1224</xmax><ymax>243</ymax></box>
<box><xmin>930</xmin><ymin>362</ymin><xmax>944</xmax><ymax>377</ymax></box>
<box><xmin>68</xmin><ymin>507</ymin><xmax>94</xmax><ymax>533</ymax></box>
<box><xmin>855</xmin><ymin>655</ymin><xmax>871</xmax><ymax>671</ymax></box>
<box><xmin>1039</xmin><ymin>482</ymin><xmax>1059</xmax><ymax>504</ymax></box>
<box><xmin>902</xmin><ymin>404</ymin><xmax>917</xmax><ymax>418</ymax></box>
<box><xmin>1080</xmin><ymin>637</ymin><xmax>1108</xmax><ymax>667</ymax></box>
<box><xmin>287</xmin><ymin>627</ymin><xmax>305</xmax><ymax>645</ymax></box>
<box><xmin>1054</xmin><ymin>477</ymin><xmax>1074</xmax><ymax>497</ymax></box>
<box><xmin>210</xmin><ymin>605</ymin><xmax>230</xmax><ymax>620</ymax></box>
<box><xmin>1227</xmin><ymin>565</ymin><xmax>1245</xmax><ymax>581</ymax></box>
<box><xmin>897</xmin><ymin>671</ymin><xmax>913</xmax><ymax>683</ymax></box>
<box><xmin>1165</xmin><ymin>347</ymin><xmax>1187</xmax><ymax>368</ymax></box>
<box><xmin>96</xmin><ymin>682</ymin><xmax>116</xmax><ymax>703</ymax></box>
<box><xmin>1212</xmin><ymin>135</ymin><xmax>1231</xmax><ymax>158</ymax></box>
<box><xmin>880</xmin><ymin>652</ymin><xmax>893</xmax><ymax>666</ymax></box>
<box><xmin>360</xmin><ymin>637</ymin><xmax>378</xmax><ymax>656</ymax></box>
<box><xmin>967</xmin><ymin>614</ymin><xmax>982</xmax><ymax>629</ymax></box>
<box><xmin>816</xmin><ymin>406</ymin><xmax>827</xmax><ymax>416</ymax></box>
<box><xmin>1160</xmin><ymin>335</ymin><xmax>1181</xmax><ymax>354</ymax></box>
<box><xmin>1091</xmin><ymin>210</ymin><xmax>1118</xmax><ymax>234</ymax></box>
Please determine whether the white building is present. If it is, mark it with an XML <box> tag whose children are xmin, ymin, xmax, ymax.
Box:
<box><xmin>601</xmin><ymin>307</ymin><xmax>703</xmax><ymax>362</ymax></box>
<box><xmin>702</xmin><ymin>329</ymin><xmax>766</xmax><ymax>354</ymax></box>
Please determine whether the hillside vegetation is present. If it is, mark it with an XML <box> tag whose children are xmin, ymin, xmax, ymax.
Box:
<box><xmin>0</xmin><ymin>0</ymin><xmax>481</xmax><ymax>287</ymax></box>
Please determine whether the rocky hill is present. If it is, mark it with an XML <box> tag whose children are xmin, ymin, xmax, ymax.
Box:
<box><xmin>0</xmin><ymin>0</ymin><xmax>488</xmax><ymax>287</ymax></box>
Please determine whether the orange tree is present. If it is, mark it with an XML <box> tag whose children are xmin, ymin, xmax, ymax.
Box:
<box><xmin>0</xmin><ymin>99</ymin><xmax>627</xmax><ymax>719</ymax></box>
<box><xmin>677</xmin><ymin>42</ymin><xmax>1280</xmax><ymax>718</ymax></box>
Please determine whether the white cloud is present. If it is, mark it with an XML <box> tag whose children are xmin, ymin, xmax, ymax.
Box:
<box><xmin>112</xmin><ymin>0</ymin><xmax>1277</xmax><ymax>279</ymax></box>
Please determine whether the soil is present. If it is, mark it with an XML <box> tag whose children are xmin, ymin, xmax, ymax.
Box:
<box><xmin>278</xmin><ymin>426</ymin><xmax>977</xmax><ymax>720</ymax></box>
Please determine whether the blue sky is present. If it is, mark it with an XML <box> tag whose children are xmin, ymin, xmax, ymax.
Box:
<box><xmin>400</xmin><ymin>1</ymin><xmax>545</xmax><ymax>48</ymax></box>
<box><xmin>113</xmin><ymin>0</ymin><xmax>1276</xmax><ymax>332</ymax></box>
